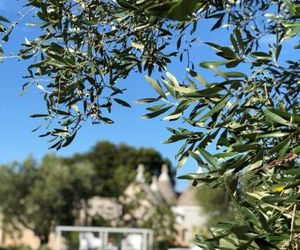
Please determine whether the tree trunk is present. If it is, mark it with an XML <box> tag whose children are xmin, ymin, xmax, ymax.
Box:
<box><xmin>40</xmin><ymin>234</ymin><xmax>49</xmax><ymax>246</ymax></box>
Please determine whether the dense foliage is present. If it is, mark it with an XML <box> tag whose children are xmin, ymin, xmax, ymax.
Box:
<box><xmin>0</xmin><ymin>155</ymin><xmax>95</xmax><ymax>244</ymax></box>
<box><xmin>62</xmin><ymin>141</ymin><xmax>175</xmax><ymax>196</ymax></box>
<box><xmin>142</xmin><ymin>1</ymin><xmax>300</xmax><ymax>249</ymax></box>
<box><xmin>1</xmin><ymin>0</ymin><xmax>300</xmax><ymax>249</ymax></box>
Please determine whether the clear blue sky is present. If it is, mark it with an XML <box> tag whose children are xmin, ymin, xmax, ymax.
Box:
<box><xmin>0</xmin><ymin>0</ymin><xmax>296</xmax><ymax>191</ymax></box>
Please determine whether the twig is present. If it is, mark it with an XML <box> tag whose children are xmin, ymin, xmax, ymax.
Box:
<box><xmin>1</xmin><ymin>7</ymin><xmax>36</xmax><ymax>39</ymax></box>
<box><xmin>290</xmin><ymin>203</ymin><xmax>297</xmax><ymax>238</ymax></box>
<box><xmin>289</xmin><ymin>186</ymin><xmax>300</xmax><ymax>247</ymax></box>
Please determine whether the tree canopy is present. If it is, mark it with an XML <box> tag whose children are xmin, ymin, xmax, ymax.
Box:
<box><xmin>62</xmin><ymin>140</ymin><xmax>175</xmax><ymax>196</ymax></box>
<box><xmin>1</xmin><ymin>0</ymin><xmax>300</xmax><ymax>249</ymax></box>
<box><xmin>0</xmin><ymin>155</ymin><xmax>95</xmax><ymax>244</ymax></box>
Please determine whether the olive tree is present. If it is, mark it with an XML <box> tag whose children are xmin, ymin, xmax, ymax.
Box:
<box><xmin>1</xmin><ymin>0</ymin><xmax>300</xmax><ymax>249</ymax></box>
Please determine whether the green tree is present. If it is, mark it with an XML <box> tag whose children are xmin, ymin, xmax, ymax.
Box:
<box><xmin>1</xmin><ymin>0</ymin><xmax>300</xmax><ymax>249</ymax></box>
<box><xmin>26</xmin><ymin>155</ymin><xmax>95</xmax><ymax>243</ymax></box>
<box><xmin>0</xmin><ymin>156</ymin><xmax>38</xmax><ymax>238</ymax></box>
<box><xmin>144</xmin><ymin>1</ymin><xmax>300</xmax><ymax>248</ymax></box>
<box><xmin>63</xmin><ymin>141</ymin><xmax>174</xmax><ymax>197</ymax></box>
<box><xmin>0</xmin><ymin>155</ymin><xmax>95</xmax><ymax>244</ymax></box>
<box><xmin>143</xmin><ymin>1</ymin><xmax>300</xmax><ymax>248</ymax></box>
<box><xmin>195</xmin><ymin>185</ymin><xmax>234</xmax><ymax>228</ymax></box>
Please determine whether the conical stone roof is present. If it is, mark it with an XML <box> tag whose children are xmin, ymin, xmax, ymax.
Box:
<box><xmin>157</xmin><ymin>164</ymin><xmax>176</xmax><ymax>204</ymax></box>
<box><xmin>150</xmin><ymin>175</ymin><xmax>164</xmax><ymax>202</ymax></box>
<box><xmin>177</xmin><ymin>185</ymin><xmax>198</xmax><ymax>206</ymax></box>
<box><xmin>124</xmin><ymin>164</ymin><xmax>162</xmax><ymax>205</ymax></box>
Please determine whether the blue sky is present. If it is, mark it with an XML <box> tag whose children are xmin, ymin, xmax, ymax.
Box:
<box><xmin>1</xmin><ymin>0</ymin><xmax>216</xmax><ymax>191</ymax></box>
<box><xmin>1</xmin><ymin>0</ymin><xmax>297</xmax><ymax>191</ymax></box>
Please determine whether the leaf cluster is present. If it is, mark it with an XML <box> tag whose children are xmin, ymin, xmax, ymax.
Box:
<box><xmin>140</xmin><ymin>0</ymin><xmax>300</xmax><ymax>249</ymax></box>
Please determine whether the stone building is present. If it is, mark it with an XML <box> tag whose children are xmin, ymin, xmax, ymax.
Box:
<box><xmin>85</xmin><ymin>163</ymin><xmax>206</xmax><ymax>247</ymax></box>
